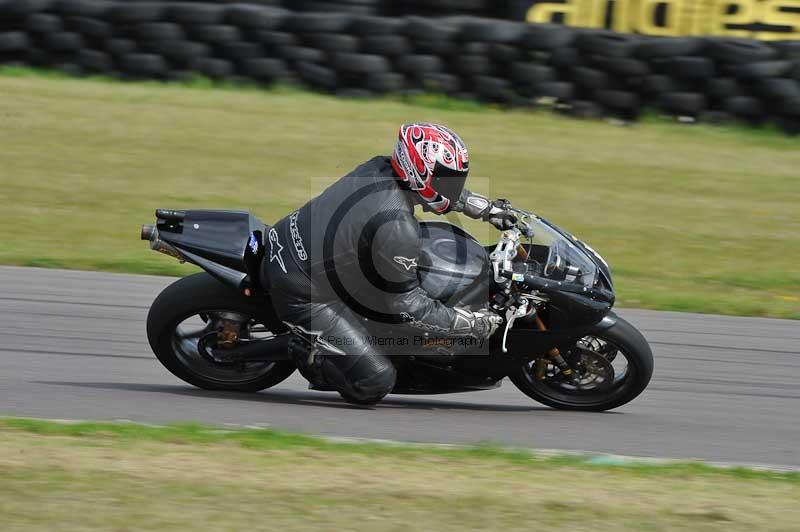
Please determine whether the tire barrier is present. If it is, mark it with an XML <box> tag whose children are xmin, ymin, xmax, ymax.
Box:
<box><xmin>1</xmin><ymin>1</ymin><xmax>799</xmax><ymax>134</ymax></box>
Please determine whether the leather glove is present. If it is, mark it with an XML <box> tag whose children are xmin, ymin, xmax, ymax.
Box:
<box><xmin>452</xmin><ymin>308</ymin><xmax>503</xmax><ymax>339</ymax></box>
<box><xmin>471</xmin><ymin>309</ymin><xmax>503</xmax><ymax>339</ymax></box>
<box><xmin>483</xmin><ymin>199</ymin><xmax>518</xmax><ymax>231</ymax></box>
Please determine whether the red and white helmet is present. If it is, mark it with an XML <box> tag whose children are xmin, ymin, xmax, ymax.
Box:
<box><xmin>390</xmin><ymin>123</ymin><xmax>469</xmax><ymax>213</ymax></box>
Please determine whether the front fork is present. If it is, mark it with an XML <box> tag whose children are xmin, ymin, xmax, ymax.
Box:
<box><xmin>531</xmin><ymin>313</ymin><xmax>618</xmax><ymax>381</ymax></box>
<box><xmin>531</xmin><ymin>314</ymin><xmax>576</xmax><ymax>381</ymax></box>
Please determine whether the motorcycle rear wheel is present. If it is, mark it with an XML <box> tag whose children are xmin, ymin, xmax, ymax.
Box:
<box><xmin>147</xmin><ymin>273</ymin><xmax>296</xmax><ymax>392</ymax></box>
<box><xmin>510</xmin><ymin>315</ymin><xmax>653</xmax><ymax>411</ymax></box>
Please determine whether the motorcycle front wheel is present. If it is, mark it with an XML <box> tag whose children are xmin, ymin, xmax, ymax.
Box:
<box><xmin>509</xmin><ymin>315</ymin><xmax>653</xmax><ymax>411</ymax></box>
<box><xmin>146</xmin><ymin>273</ymin><xmax>296</xmax><ymax>392</ymax></box>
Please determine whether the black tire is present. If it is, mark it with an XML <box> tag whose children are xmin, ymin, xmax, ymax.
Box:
<box><xmin>724</xmin><ymin>96</ymin><xmax>765</xmax><ymax>119</ymax></box>
<box><xmin>348</xmin><ymin>14</ymin><xmax>406</xmax><ymax>36</ymax></box>
<box><xmin>26</xmin><ymin>13</ymin><xmax>63</xmax><ymax>33</ymax></box>
<box><xmin>660</xmin><ymin>92</ymin><xmax>707</xmax><ymax>115</ymax></box>
<box><xmin>641</xmin><ymin>74</ymin><xmax>679</xmax><ymax>95</ymax></box>
<box><xmin>241</xmin><ymin>57</ymin><xmax>288</xmax><ymax>81</ymax></box>
<box><xmin>770</xmin><ymin>40</ymin><xmax>800</xmax><ymax>60</ymax></box>
<box><xmin>105</xmin><ymin>38</ymin><xmax>138</xmax><ymax>57</ymax></box>
<box><xmin>592</xmin><ymin>55</ymin><xmax>650</xmax><ymax>77</ymax></box>
<box><xmin>78</xmin><ymin>49</ymin><xmax>113</xmax><ymax>73</ymax></box>
<box><xmin>189</xmin><ymin>24</ymin><xmax>243</xmax><ymax>45</ymax></box>
<box><xmin>756</xmin><ymin>78</ymin><xmax>800</xmax><ymax>102</ymax></box>
<box><xmin>217</xmin><ymin>41</ymin><xmax>264</xmax><ymax>62</ymax></box>
<box><xmin>54</xmin><ymin>0</ymin><xmax>111</xmax><ymax>17</ymax></box>
<box><xmin>296</xmin><ymin>60</ymin><xmax>339</xmax><ymax>90</ymax></box>
<box><xmin>331</xmin><ymin>52</ymin><xmax>390</xmax><ymax>75</ymax></box>
<box><xmin>361</xmin><ymin>35</ymin><xmax>409</xmax><ymax>56</ymax></box>
<box><xmin>403</xmin><ymin>16</ymin><xmax>459</xmax><ymax>41</ymax></box>
<box><xmin>454</xmin><ymin>54</ymin><xmax>492</xmax><ymax>76</ymax></box>
<box><xmin>419</xmin><ymin>72</ymin><xmax>460</xmax><ymax>94</ymax></box>
<box><xmin>279</xmin><ymin>45</ymin><xmax>325</xmax><ymax>64</ymax></box>
<box><xmin>397</xmin><ymin>54</ymin><xmax>444</xmax><ymax>75</ymax></box>
<box><xmin>192</xmin><ymin>57</ymin><xmax>233</xmax><ymax>79</ymax></box>
<box><xmin>64</xmin><ymin>16</ymin><xmax>113</xmax><ymax>40</ymax></box>
<box><xmin>547</xmin><ymin>47</ymin><xmax>579</xmax><ymax>68</ymax></box>
<box><xmin>252</xmin><ymin>30</ymin><xmax>298</xmax><ymax>49</ymax></box>
<box><xmin>572</xmin><ymin>66</ymin><xmax>611</xmax><ymax>90</ymax></box>
<box><xmin>461</xmin><ymin>42</ymin><xmax>490</xmax><ymax>56</ymax></box>
<box><xmin>54</xmin><ymin>62</ymin><xmax>84</xmax><ymax>76</ymax></box>
<box><xmin>568</xmin><ymin>99</ymin><xmax>605</xmax><ymax>119</ymax></box>
<box><xmin>168</xmin><ymin>3</ymin><xmax>225</xmax><ymax>26</ymax></box>
<box><xmin>108</xmin><ymin>2</ymin><xmax>166</xmax><ymax>24</ymax></box>
<box><xmin>510</xmin><ymin>314</ymin><xmax>654</xmax><ymax>411</ymax></box>
<box><xmin>283</xmin><ymin>12</ymin><xmax>351</xmax><ymax>34</ymax></box>
<box><xmin>664</xmin><ymin>56</ymin><xmax>715</xmax><ymax>80</ymax></box>
<box><xmin>577</xmin><ymin>31</ymin><xmax>638</xmax><ymax>58</ymax></box>
<box><xmin>298</xmin><ymin>1</ymin><xmax>375</xmax><ymax>16</ymax></box>
<box><xmin>634</xmin><ymin>36</ymin><xmax>705</xmax><ymax>59</ymax></box>
<box><xmin>535</xmin><ymin>81</ymin><xmax>575</xmax><ymax>101</ymax></box>
<box><xmin>0</xmin><ymin>31</ymin><xmax>27</xmax><ymax>51</ymax></box>
<box><xmin>734</xmin><ymin>60</ymin><xmax>792</xmax><ymax>80</ymax></box>
<box><xmin>137</xmin><ymin>22</ymin><xmax>185</xmax><ymax>43</ymax></box>
<box><xmin>364</xmin><ymin>71</ymin><xmax>405</xmax><ymax>92</ymax></box>
<box><xmin>511</xmin><ymin>62</ymin><xmax>554</xmax><ymax>85</ymax></box>
<box><xmin>120</xmin><ymin>52</ymin><xmax>168</xmax><ymax>77</ymax></box>
<box><xmin>487</xmin><ymin>43</ymin><xmax>520</xmax><ymax>64</ymax></box>
<box><xmin>0</xmin><ymin>0</ymin><xmax>52</xmax><ymax>17</ymax></box>
<box><xmin>461</xmin><ymin>19</ymin><xmax>527</xmax><ymax>44</ymax></box>
<box><xmin>305</xmin><ymin>33</ymin><xmax>360</xmax><ymax>53</ymax></box>
<box><xmin>521</xmin><ymin>24</ymin><xmax>577</xmax><ymax>50</ymax></box>
<box><xmin>705</xmin><ymin>77</ymin><xmax>743</xmax><ymax>100</ymax></box>
<box><xmin>412</xmin><ymin>37</ymin><xmax>457</xmax><ymax>56</ymax></box>
<box><xmin>707</xmin><ymin>38</ymin><xmax>777</xmax><ymax>64</ymax></box>
<box><xmin>147</xmin><ymin>273</ymin><xmax>296</xmax><ymax>393</ymax></box>
<box><xmin>473</xmin><ymin>75</ymin><xmax>514</xmax><ymax>103</ymax></box>
<box><xmin>595</xmin><ymin>89</ymin><xmax>640</xmax><ymax>110</ymax></box>
<box><xmin>226</xmin><ymin>4</ymin><xmax>287</xmax><ymax>30</ymax></box>
<box><xmin>44</xmin><ymin>31</ymin><xmax>84</xmax><ymax>52</ymax></box>
<box><xmin>148</xmin><ymin>40</ymin><xmax>210</xmax><ymax>65</ymax></box>
<box><xmin>698</xmin><ymin>110</ymin><xmax>734</xmax><ymax>125</ymax></box>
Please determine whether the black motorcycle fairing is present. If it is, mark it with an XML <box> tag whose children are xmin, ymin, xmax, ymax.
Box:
<box><xmin>417</xmin><ymin>221</ymin><xmax>490</xmax><ymax>308</ymax></box>
<box><xmin>155</xmin><ymin>210</ymin><xmax>266</xmax><ymax>272</ymax></box>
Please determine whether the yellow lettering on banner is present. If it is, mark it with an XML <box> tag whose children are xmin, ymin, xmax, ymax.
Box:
<box><xmin>636</xmin><ymin>0</ymin><xmax>683</xmax><ymax>36</ymax></box>
<box><xmin>586</xmin><ymin>0</ymin><xmax>609</xmax><ymax>28</ymax></box>
<box><xmin>685</xmin><ymin>0</ymin><xmax>718</xmax><ymax>35</ymax></box>
<box><xmin>611</xmin><ymin>0</ymin><xmax>634</xmax><ymax>33</ymax></box>
<box><xmin>711</xmin><ymin>0</ymin><xmax>756</xmax><ymax>37</ymax></box>
<box><xmin>757</xmin><ymin>0</ymin><xmax>800</xmax><ymax>39</ymax></box>
<box><xmin>527</xmin><ymin>0</ymin><xmax>581</xmax><ymax>25</ymax></box>
<box><xmin>524</xmin><ymin>0</ymin><xmax>800</xmax><ymax>40</ymax></box>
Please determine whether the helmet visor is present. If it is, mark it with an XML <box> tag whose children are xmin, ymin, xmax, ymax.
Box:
<box><xmin>431</xmin><ymin>162</ymin><xmax>468</xmax><ymax>204</ymax></box>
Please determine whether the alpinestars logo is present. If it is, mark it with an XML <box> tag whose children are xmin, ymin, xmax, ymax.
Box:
<box><xmin>289</xmin><ymin>211</ymin><xmax>307</xmax><ymax>261</ymax></box>
<box><xmin>393</xmin><ymin>256</ymin><xmax>418</xmax><ymax>271</ymax></box>
<box><xmin>268</xmin><ymin>228</ymin><xmax>286</xmax><ymax>274</ymax></box>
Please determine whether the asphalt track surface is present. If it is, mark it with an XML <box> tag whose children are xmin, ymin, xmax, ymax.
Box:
<box><xmin>1</xmin><ymin>266</ymin><xmax>798</xmax><ymax>467</ymax></box>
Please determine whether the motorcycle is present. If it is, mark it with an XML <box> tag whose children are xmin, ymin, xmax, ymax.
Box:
<box><xmin>140</xmin><ymin>205</ymin><xmax>653</xmax><ymax>411</ymax></box>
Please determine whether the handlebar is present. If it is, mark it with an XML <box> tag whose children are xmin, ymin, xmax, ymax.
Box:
<box><xmin>499</xmin><ymin>270</ymin><xmax>613</xmax><ymax>302</ymax></box>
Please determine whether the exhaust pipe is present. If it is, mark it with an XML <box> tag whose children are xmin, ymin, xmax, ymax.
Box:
<box><xmin>212</xmin><ymin>333</ymin><xmax>295</xmax><ymax>363</ymax></box>
<box><xmin>141</xmin><ymin>224</ymin><xmax>155</xmax><ymax>241</ymax></box>
<box><xmin>140</xmin><ymin>224</ymin><xmax>183</xmax><ymax>260</ymax></box>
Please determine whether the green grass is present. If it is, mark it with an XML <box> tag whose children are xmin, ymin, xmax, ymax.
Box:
<box><xmin>1</xmin><ymin>67</ymin><xmax>798</xmax><ymax>318</ymax></box>
<box><xmin>1</xmin><ymin>418</ymin><xmax>798</xmax><ymax>532</ymax></box>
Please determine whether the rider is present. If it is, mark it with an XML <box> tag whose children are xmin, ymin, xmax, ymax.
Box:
<box><xmin>265</xmin><ymin>123</ymin><xmax>516</xmax><ymax>404</ymax></box>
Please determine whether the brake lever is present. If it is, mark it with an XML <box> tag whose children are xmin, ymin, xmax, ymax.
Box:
<box><xmin>501</xmin><ymin>298</ymin><xmax>529</xmax><ymax>353</ymax></box>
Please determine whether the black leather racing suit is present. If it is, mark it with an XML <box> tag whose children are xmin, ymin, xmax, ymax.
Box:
<box><xmin>265</xmin><ymin>156</ymin><xmax>492</xmax><ymax>402</ymax></box>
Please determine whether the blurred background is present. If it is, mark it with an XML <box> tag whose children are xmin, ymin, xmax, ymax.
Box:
<box><xmin>1</xmin><ymin>0</ymin><xmax>798</xmax><ymax>318</ymax></box>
